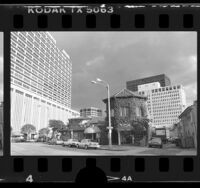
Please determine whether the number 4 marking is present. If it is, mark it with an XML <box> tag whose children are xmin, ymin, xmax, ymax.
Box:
<box><xmin>26</xmin><ymin>175</ymin><xmax>33</xmax><ymax>183</ymax></box>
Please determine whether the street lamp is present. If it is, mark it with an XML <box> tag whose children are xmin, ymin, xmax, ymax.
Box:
<box><xmin>91</xmin><ymin>78</ymin><xmax>113</xmax><ymax>147</ymax></box>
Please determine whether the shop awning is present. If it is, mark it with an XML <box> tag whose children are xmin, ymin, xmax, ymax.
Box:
<box><xmin>84</xmin><ymin>126</ymin><xmax>101</xmax><ymax>134</ymax></box>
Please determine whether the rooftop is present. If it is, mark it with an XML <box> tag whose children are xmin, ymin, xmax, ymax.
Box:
<box><xmin>103</xmin><ymin>88</ymin><xmax>147</xmax><ymax>102</ymax></box>
<box><xmin>127</xmin><ymin>74</ymin><xmax>170</xmax><ymax>83</ymax></box>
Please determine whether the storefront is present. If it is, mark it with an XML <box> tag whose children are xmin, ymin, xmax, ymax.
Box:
<box><xmin>84</xmin><ymin>125</ymin><xmax>101</xmax><ymax>142</ymax></box>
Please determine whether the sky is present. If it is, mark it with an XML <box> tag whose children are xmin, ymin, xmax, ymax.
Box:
<box><xmin>0</xmin><ymin>32</ymin><xmax>197</xmax><ymax>112</ymax></box>
<box><xmin>0</xmin><ymin>33</ymin><xmax>3</xmax><ymax>102</ymax></box>
<box><xmin>50</xmin><ymin>32</ymin><xmax>197</xmax><ymax>113</ymax></box>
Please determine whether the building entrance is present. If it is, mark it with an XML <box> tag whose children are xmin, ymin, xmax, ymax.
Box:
<box><xmin>120</xmin><ymin>131</ymin><xmax>134</xmax><ymax>145</ymax></box>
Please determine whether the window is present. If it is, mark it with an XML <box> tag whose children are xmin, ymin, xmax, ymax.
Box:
<box><xmin>135</xmin><ymin>106</ymin><xmax>142</xmax><ymax>117</ymax></box>
<box><xmin>119</xmin><ymin>106</ymin><xmax>130</xmax><ymax>117</ymax></box>
<box><xmin>111</xmin><ymin>109</ymin><xmax>114</xmax><ymax>117</ymax></box>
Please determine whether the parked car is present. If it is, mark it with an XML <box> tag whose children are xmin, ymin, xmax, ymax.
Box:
<box><xmin>77</xmin><ymin>139</ymin><xmax>100</xmax><ymax>149</ymax></box>
<box><xmin>47</xmin><ymin>138</ymin><xmax>57</xmax><ymax>145</ymax></box>
<box><xmin>63</xmin><ymin>139</ymin><xmax>79</xmax><ymax>147</ymax></box>
<box><xmin>148</xmin><ymin>137</ymin><xmax>163</xmax><ymax>148</ymax></box>
<box><xmin>56</xmin><ymin>140</ymin><xmax>64</xmax><ymax>145</ymax></box>
<box><xmin>11</xmin><ymin>135</ymin><xmax>25</xmax><ymax>143</ymax></box>
<box><xmin>37</xmin><ymin>137</ymin><xmax>47</xmax><ymax>142</ymax></box>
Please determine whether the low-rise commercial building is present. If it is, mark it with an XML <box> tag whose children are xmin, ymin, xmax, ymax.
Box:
<box><xmin>61</xmin><ymin>117</ymin><xmax>107</xmax><ymax>144</ymax></box>
<box><xmin>178</xmin><ymin>101</ymin><xmax>197</xmax><ymax>148</ymax></box>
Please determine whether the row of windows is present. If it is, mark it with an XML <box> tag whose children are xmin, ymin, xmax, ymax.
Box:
<box><xmin>80</xmin><ymin>109</ymin><xmax>102</xmax><ymax>112</ymax></box>
<box><xmin>152</xmin><ymin>93</ymin><xmax>180</xmax><ymax>97</ymax></box>
<box><xmin>11</xmin><ymin>68</ymin><xmax>71</xmax><ymax>101</ymax></box>
<box><xmin>14</xmin><ymin>32</ymin><xmax>71</xmax><ymax>68</ymax></box>
<box><xmin>11</xmin><ymin>77</ymin><xmax>71</xmax><ymax>108</ymax></box>
<box><xmin>154</xmin><ymin>118</ymin><xmax>178</xmax><ymax>122</ymax></box>
<box><xmin>11</xmin><ymin>32</ymin><xmax>72</xmax><ymax>108</ymax></box>
<box><xmin>152</xmin><ymin>85</ymin><xmax>181</xmax><ymax>93</ymax></box>
<box><xmin>11</xmin><ymin>47</ymin><xmax>71</xmax><ymax>84</ymax></box>
<box><xmin>12</xmin><ymin>35</ymin><xmax>72</xmax><ymax>73</ymax></box>
<box><xmin>152</xmin><ymin>101</ymin><xmax>181</xmax><ymax>106</ymax></box>
<box><xmin>110</xmin><ymin>106</ymin><xmax>145</xmax><ymax>118</ymax></box>
<box><xmin>151</xmin><ymin>103</ymin><xmax>182</xmax><ymax>108</ymax></box>
<box><xmin>11</xmin><ymin>58</ymin><xmax>71</xmax><ymax>95</ymax></box>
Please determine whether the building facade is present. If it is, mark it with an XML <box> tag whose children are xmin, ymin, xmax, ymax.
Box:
<box><xmin>103</xmin><ymin>88</ymin><xmax>149</xmax><ymax>146</ymax></box>
<box><xmin>80</xmin><ymin>107</ymin><xmax>103</xmax><ymax>118</ymax></box>
<box><xmin>178</xmin><ymin>101</ymin><xmax>197</xmax><ymax>148</ymax></box>
<box><xmin>126</xmin><ymin>74</ymin><xmax>171</xmax><ymax>92</ymax></box>
<box><xmin>138</xmin><ymin>82</ymin><xmax>186</xmax><ymax>129</ymax></box>
<box><xmin>10</xmin><ymin>32</ymin><xmax>80</xmax><ymax>133</ymax></box>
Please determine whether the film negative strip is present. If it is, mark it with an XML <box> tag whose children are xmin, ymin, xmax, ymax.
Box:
<box><xmin>0</xmin><ymin>3</ymin><xmax>199</xmax><ymax>183</ymax></box>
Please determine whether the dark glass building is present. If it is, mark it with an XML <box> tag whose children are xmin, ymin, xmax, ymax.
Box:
<box><xmin>126</xmin><ymin>74</ymin><xmax>171</xmax><ymax>92</ymax></box>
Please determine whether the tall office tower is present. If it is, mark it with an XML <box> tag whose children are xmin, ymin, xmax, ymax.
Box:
<box><xmin>138</xmin><ymin>82</ymin><xmax>186</xmax><ymax>128</ymax></box>
<box><xmin>126</xmin><ymin>74</ymin><xmax>171</xmax><ymax>92</ymax></box>
<box><xmin>10</xmin><ymin>32</ymin><xmax>80</xmax><ymax>133</ymax></box>
<box><xmin>80</xmin><ymin>107</ymin><xmax>103</xmax><ymax>118</ymax></box>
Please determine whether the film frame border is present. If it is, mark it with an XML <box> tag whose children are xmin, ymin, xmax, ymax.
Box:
<box><xmin>0</xmin><ymin>4</ymin><xmax>199</xmax><ymax>183</ymax></box>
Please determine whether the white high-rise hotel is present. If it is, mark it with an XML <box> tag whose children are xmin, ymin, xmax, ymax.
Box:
<box><xmin>11</xmin><ymin>32</ymin><xmax>80</xmax><ymax>133</ymax></box>
<box><xmin>138</xmin><ymin>82</ymin><xmax>186</xmax><ymax>128</ymax></box>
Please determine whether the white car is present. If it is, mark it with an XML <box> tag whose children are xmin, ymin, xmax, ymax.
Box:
<box><xmin>77</xmin><ymin>139</ymin><xmax>100</xmax><ymax>149</ymax></box>
<box><xmin>148</xmin><ymin>137</ymin><xmax>163</xmax><ymax>148</ymax></box>
<box><xmin>63</xmin><ymin>139</ymin><xmax>79</xmax><ymax>147</ymax></box>
<box><xmin>56</xmin><ymin>140</ymin><xmax>64</xmax><ymax>145</ymax></box>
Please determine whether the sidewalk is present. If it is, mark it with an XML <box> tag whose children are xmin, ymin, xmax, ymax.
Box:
<box><xmin>99</xmin><ymin>145</ymin><xmax>148</xmax><ymax>151</ymax></box>
<box><xmin>176</xmin><ymin>149</ymin><xmax>197</xmax><ymax>156</ymax></box>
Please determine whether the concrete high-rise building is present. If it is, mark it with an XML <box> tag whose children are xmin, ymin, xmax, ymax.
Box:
<box><xmin>126</xmin><ymin>74</ymin><xmax>171</xmax><ymax>92</ymax></box>
<box><xmin>80</xmin><ymin>107</ymin><xmax>103</xmax><ymax>118</ymax></box>
<box><xmin>10</xmin><ymin>32</ymin><xmax>80</xmax><ymax>133</ymax></box>
<box><xmin>138</xmin><ymin>82</ymin><xmax>186</xmax><ymax>128</ymax></box>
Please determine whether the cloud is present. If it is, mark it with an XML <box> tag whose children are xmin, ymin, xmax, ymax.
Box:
<box><xmin>184</xmin><ymin>82</ymin><xmax>197</xmax><ymax>106</ymax></box>
<box><xmin>86</xmin><ymin>55</ymin><xmax>105</xmax><ymax>67</ymax></box>
<box><xmin>49</xmin><ymin>32</ymin><xmax>197</xmax><ymax>111</ymax></box>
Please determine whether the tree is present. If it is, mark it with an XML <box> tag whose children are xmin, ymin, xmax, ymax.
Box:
<box><xmin>21</xmin><ymin>124</ymin><xmax>36</xmax><ymax>135</ymax></box>
<box><xmin>131</xmin><ymin>116</ymin><xmax>150</xmax><ymax>146</ymax></box>
<box><xmin>38</xmin><ymin>127</ymin><xmax>50</xmax><ymax>142</ymax></box>
<box><xmin>39</xmin><ymin>127</ymin><xmax>50</xmax><ymax>137</ymax></box>
<box><xmin>48</xmin><ymin>120</ymin><xmax>66</xmax><ymax>132</ymax></box>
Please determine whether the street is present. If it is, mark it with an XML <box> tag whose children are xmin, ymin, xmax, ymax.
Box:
<box><xmin>11</xmin><ymin>142</ymin><xmax>197</xmax><ymax>156</ymax></box>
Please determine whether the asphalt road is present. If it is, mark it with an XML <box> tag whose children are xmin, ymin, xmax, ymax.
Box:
<box><xmin>10</xmin><ymin>142</ymin><xmax>197</xmax><ymax>156</ymax></box>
